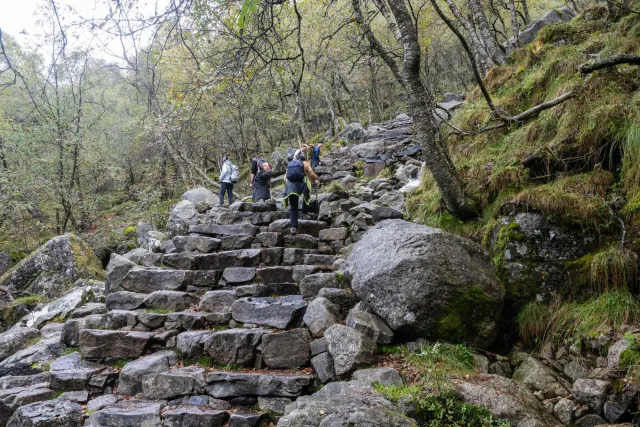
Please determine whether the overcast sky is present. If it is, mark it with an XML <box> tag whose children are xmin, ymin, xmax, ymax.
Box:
<box><xmin>1</xmin><ymin>0</ymin><xmax>164</xmax><ymax>60</ymax></box>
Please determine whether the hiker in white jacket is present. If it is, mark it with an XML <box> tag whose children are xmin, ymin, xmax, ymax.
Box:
<box><xmin>219</xmin><ymin>156</ymin><xmax>235</xmax><ymax>205</ymax></box>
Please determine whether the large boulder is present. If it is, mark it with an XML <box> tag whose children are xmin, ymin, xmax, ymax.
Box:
<box><xmin>506</xmin><ymin>7</ymin><xmax>576</xmax><ymax>50</ymax></box>
<box><xmin>0</xmin><ymin>234</ymin><xmax>103</xmax><ymax>314</ymax></box>
<box><xmin>343</xmin><ymin>219</ymin><xmax>503</xmax><ymax>348</ymax></box>
<box><xmin>181</xmin><ymin>187</ymin><xmax>217</xmax><ymax>205</ymax></box>
<box><xmin>492</xmin><ymin>212</ymin><xmax>599</xmax><ymax>317</ymax></box>
<box><xmin>167</xmin><ymin>200</ymin><xmax>199</xmax><ymax>237</ymax></box>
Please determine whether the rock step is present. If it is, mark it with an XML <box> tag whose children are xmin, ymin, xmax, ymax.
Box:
<box><xmin>84</xmin><ymin>398</ymin><xmax>269</xmax><ymax>427</ymax></box>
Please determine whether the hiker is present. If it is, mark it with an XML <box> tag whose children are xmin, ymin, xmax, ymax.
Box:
<box><xmin>310</xmin><ymin>142</ymin><xmax>323</xmax><ymax>169</ymax></box>
<box><xmin>283</xmin><ymin>151</ymin><xmax>319</xmax><ymax>235</ymax></box>
<box><xmin>250</xmin><ymin>155</ymin><xmax>272</xmax><ymax>202</ymax></box>
<box><xmin>219</xmin><ymin>155</ymin><xmax>238</xmax><ymax>205</ymax></box>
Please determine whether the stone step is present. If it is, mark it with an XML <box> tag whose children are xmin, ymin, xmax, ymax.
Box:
<box><xmin>231</xmin><ymin>295</ymin><xmax>307</xmax><ymax>330</ymax></box>
<box><xmin>194</xmin><ymin>249</ymin><xmax>282</xmax><ymax>270</ymax></box>
<box><xmin>189</xmin><ymin>224</ymin><xmax>260</xmax><ymax>237</ymax></box>
<box><xmin>206</xmin><ymin>371</ymin><xmax>313</xmax><ymax>399</ymax></box>
<box><xmin>268</xmin><ymin>219</ymin><xmax>329</xmax><ymax>237</ymax></box>
<box><xmin>84</xmin><ymin>397</ymin><xmax>267</xmax><ymax>427</ymax></box>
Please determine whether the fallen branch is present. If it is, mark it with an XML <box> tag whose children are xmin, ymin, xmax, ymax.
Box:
<box><xmin>579</xmin><ymin>54</ymin><xmax>640</xmax><ymax>74</ymax></box>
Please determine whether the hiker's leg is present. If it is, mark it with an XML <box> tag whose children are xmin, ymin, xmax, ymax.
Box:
<box><xmin>289</xmin><ymin>194</ymin><xmax>299</xmax><ymax>229</ymax></box>
<box><xmin>228</xmin><ymin>184</ymin><xmax>234</xmax><ymax>205</ymax></box>
<box><xmin>219</xmin><ymin>184</ymin><xmax>226</xmax><ymax>205</ymax></box>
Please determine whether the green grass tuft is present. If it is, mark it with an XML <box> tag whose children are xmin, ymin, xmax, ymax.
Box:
<box><xmin>106</xmin><ymin>359</ymin><xmax>128</xmax><ymax>370</ymax></box>
<box><xmin>518</xmin><ymin>291</ymin><xmax>640</xmax><ymax>347</ymax></box>
<box><xmin>590</xmin><ymin>246</ymin><xmax>639</xmax><ymax>294</ymax></box>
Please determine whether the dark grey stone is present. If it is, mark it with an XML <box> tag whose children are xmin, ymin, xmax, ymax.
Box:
<box><xmin>231</xmin><ymin>296</ymin><xmax>307</xmax><ymax>329</ymax></box>
<box><xmin>346</xmin><ymin>302</ymin><xmax>394</xmax><ymax>344</ymax></box>
<box><xmin>106</xmin><ymin>291</ymin><xmax>146</xmax><ymax>311</ymax></box>
<box><xmin>142</xmin><ymin>291</ymin><xmax>199</xmax><ymax>311</ymax></box>
<box><xmin>343</xmin><ymin>219</ymin><xmax>503</xmax><ymax>348</ymax></box>
<box><xmin>205</xmin><ymin>372</ymin><xmax>312</xmax><ymax>398</ymax></box>
<box><xmin>204</xmin><ymin>328</ymin><xmax>268</xmax><ymax>366</ymax></box>
<box><xmin>262</xmin><ymin>329</ymin><xmax>312</xmax><ymax>369</ymax></box>
<box><xmin>7</xmin><ymin>399</ymin><xmax>82</xmax><ymax>427</ymax></box>
<box><xmin>118</xmin><ymin>350</ymin><xmax>179</xmax><ymax>396</ymax></box>
<box><xmin>79</xmin><ymin>330</ymin><xmax>153</xmax><ymax>360</ymax></box>
<box><xmin>324</xmin><ymin>325</ymin><xmax>377</xmax><ymax>376</ymax></box>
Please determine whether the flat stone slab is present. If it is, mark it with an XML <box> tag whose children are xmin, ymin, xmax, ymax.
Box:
<box><xmin>231</xmin><ymin>296</ymin><xmax>307</xmax><ymax>329</ymax></box>
<box><xmin>223</xmin><ymin>267</ymin><xmax>256</xmax><ymax>284</ymax></box>
<box><xmin>142</xmin><ymin>291</ymin><xmax>199</xmax><ymax>311</ymax></box>
<box><xmin>268</xmin><ymin>219</ymin><xmax>329</xmax><ymax>237</ymax></box>
<box><xmin>189</xmin><ymin>224</ymin><xmax>260</xmax><ymax>237</ymax></box>
<box><xmin>119</xmin><ymin>267</ymin><xmax>193</xmax><ymax>293</ymax></box>
<box><xmin>256</xmin><ymin>267</ymin><xmax>294</xmax><ymax>284</ymax></box>
<box><xmin>162</xmin><ymin>406</ymin><xmax>229</xmax><ymax>427</ymax></box>
<box><xmin>49</xmin><ymin>352</ymin><xmax>106</xmax><ymax>391</ymax></box>
<box><xmin>262</xmin><ymin>329</ymin><xmax>312</xmax><ymax>369</ymax></box>
<box><xmin>194</xmin><ymin>250</ymin><xmax>262</xmax><ymax>270</ymax></box>
<box><xmin>85</xmin><ymin>399</ymin><xmax>163</xmax><ymax>427</ymax></box>
<box><xmin>79</xmin><ymin>330</ymin><xmax>153</xmax><ymax>360</ymax></box>
<box><xmin>206</xmin><ymin>371</ymin><xmax>313</xmax><ymax>398</ymax></box>
<box><xmin>204</xmin><ymin>329</ymin><xmax>269</xmax><ymax>367</ymax></box>
<box><xmin>141</xmin><ymin>366</ymin><xmax>206</xmax><ymax>399</ymax></box>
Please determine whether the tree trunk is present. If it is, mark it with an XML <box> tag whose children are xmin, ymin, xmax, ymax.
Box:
<box><xmin>468</xmin><ymin>0</ymin><xmax>506</xmax><ymax>67</ymax></box>
<box><xmin>443</xmin><ymin>0</ymin><xmax>489</xmax><ymax>75</ymax></box>
<box><xmin>520</xmin><ymin>0</ymin><xmax>531</xmax><ymax>23</ymax></box>
<box><xmin>509</xmin><ymin>0</ymin><xmax>521</xmax><ymax>47</ymax></box>
<box><xmin>384</xmin><ymin>0</ymin><xmax>477</xmax><ymax>219</ymax></box>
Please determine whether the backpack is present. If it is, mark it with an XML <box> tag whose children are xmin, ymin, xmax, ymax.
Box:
<box><xmin>255</xmin><ymin>158</ymin><xmax>272</xmax><ymax>181</ymax></box>
<box><xmin>229</xmin><ymin>163</ymin><xmax>240</xmax><ymax>183</ymax></box>
<box><xmin>286</xmin><ymin>160</ymin><xmax>306</xmax><ymax>182</ymax></box>
<box><xmin>312</xmin><ymin>145</ymin><xmax>321</xmax><ymax>161</ymax></box>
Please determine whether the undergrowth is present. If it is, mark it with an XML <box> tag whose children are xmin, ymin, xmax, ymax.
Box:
<box><xmin>407</xmin><ymin>7</ymin><xmax>640</xmax><ymax>244</ymax></box>
<box><xmin>376</xmin><ymin>342</ymin><xmax>510</xmax><ymax>426</ymax></box>
<box><xmin>518</xmin><ymin>291</ymin><xmax>640</xmax><ymax>346</ymax></box>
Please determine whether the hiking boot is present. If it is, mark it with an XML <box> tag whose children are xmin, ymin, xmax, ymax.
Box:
<box><xmin>290</xmin><ymin>228</ymin><xmax>297</xmax><ymax>235</ymax></box>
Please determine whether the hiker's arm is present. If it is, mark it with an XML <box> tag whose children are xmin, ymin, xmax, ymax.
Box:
<box><xmin>304</xmin><ymin>162</ymin><xmax>319</xmax><ymax>183</ymax></box>
<box><xmin>250</xmin><ymin>160</ymin><xmax>257</xmax><ymax>187</ymax></box>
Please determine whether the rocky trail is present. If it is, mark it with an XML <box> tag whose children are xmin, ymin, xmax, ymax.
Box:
<box><xmin>0</xmin><ymin>110</ymin><xmax>636</xmax><ymax>426</ymax></box>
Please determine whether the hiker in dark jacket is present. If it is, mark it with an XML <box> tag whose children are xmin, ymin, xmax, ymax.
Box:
<box><xmin>250</xmin><ymin>156</ymin><xmax>271</xmax><ymax>202</ymax></box>
<box><xmin>283</xmin><ymin>152</ymin><xmax>319</xmax><ymax>235</ymax></box>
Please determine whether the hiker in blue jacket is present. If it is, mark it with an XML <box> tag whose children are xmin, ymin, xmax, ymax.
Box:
<box><xmin>282</xmin><ymin>151</ymin><xmax>319</xmax><ymax>235</ymax></box>
<box><xmin>310</xmin><ymin>143</ymin><xmax>323</xmax><ymax>170</ymax></box>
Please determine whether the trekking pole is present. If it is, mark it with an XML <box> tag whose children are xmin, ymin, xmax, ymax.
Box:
<box><xmin>314</xmin><ymin>183</ymin><xmax>319</xmax><ymax>238</ymax></box>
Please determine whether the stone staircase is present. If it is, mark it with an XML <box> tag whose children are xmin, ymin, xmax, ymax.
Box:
<box><xmin>61</xmin><ymin>202</ymin><xmax>351</xmax><ymax>426</ymax></box>
<box><xmin>0</xmin><ymin>114</ymin><xmax>429</xmax><ymax>426</ymax></box>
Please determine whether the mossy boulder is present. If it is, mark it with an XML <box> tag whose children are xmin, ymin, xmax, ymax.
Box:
<box><xmin>491</xmin><ymin>212</ymin><xmax>599</xmax><ymax>319</ymax></box>
<box><xmin>0</xmin><ymin>234</ymin><xmax>104</xmax><ymax>302</ymax></box>
<box><xmin>342</xmin><ymin>219</ymin><xmax>504</xmax><ymax>349</ymax></box>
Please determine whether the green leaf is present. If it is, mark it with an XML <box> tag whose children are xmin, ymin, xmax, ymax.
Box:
<box><xmin>238</xmin><ymin>0</ymin><xmax>259</xmax><ymax>29</ymax></box>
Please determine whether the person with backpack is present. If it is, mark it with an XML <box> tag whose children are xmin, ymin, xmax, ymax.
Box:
<box><xmin>310</xmin><ymin>143</ymin><xmax>323</xmax><ymax>169</ymax></box>
<box><xmin>250</xmin><ymin>155</ymin><xmax>272</xmax><ymax>202</ymax></box>
<box><xmin>219</xmin><ymin>155</ymin><xmax>238</xmax><ymax>205</ymax></box>
<box><xmin>283</xmin><ymin>151</ymin><xmax>319</xmax><ymax>235</ymax></box>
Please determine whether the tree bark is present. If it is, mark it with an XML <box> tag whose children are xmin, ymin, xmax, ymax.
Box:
<box><xmin>443</xmin><ymin>0</ymin><xmax>489</xmax><ymax>75</ymax></box>
<box><xmin>579</xmin><ymin>54</ymin><xmax>640</xmax><ymax>74</ymax></box>
<box><xmin>384</xmin><ymin>0</ymin><xmax>477</xmax><ymax>219</ymax></box>
<box><xmin>509</xmin><ymin>0</ymin><xmax>521</xmax><ymax>48</ymax></box>
<box><xmin>468</xmin><ymin>0</ymin><xmax>506</xmax><ymax>67</ymax></box>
